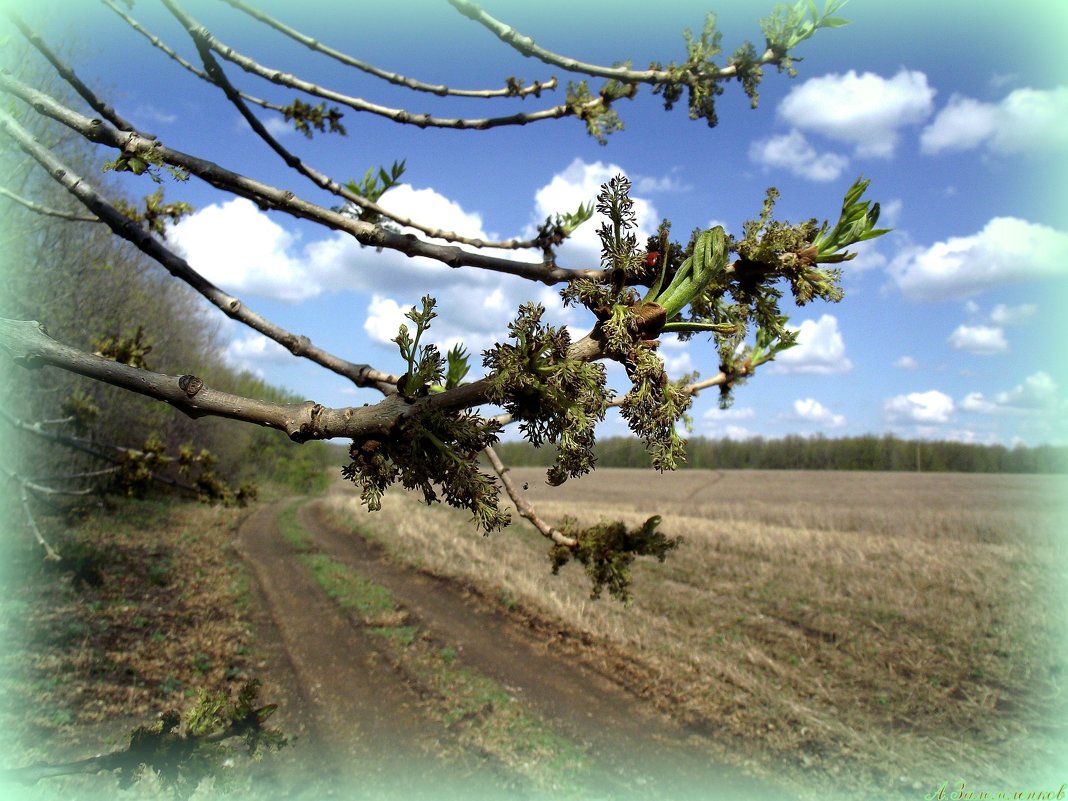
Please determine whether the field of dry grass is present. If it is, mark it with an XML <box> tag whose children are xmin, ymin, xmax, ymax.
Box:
<box><xmin>323</xmin><ymin>468</ymin><xmax>1068</xmax><ymax>800</ymax></box>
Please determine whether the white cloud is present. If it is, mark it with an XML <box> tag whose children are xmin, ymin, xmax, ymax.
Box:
<box><xmin>633</xmin><ymin>170</ymin><xmax>692</xmax><ymax>194</ymax></box>
<box><xmin>658</xmin><ymin>348</ymin><xmax>694</xmax><ymax>377</ymax></box>
<box><xmin>989</xmin><ymin>303</ymin><xmax>1037</xmax><ymax>326</ymax></box>
<box><xmin>170</xmin><ymin>160</ymin><xmax>666</xmax><ymax>368</ymax></box>
<box><xmin>222</xmin><ymin>332</ymin><xmax>293</xmax><ymax>375</ymax></box>
<box><xmin>168</xmin><ymin>198</ymin><xmax>317</xmax><ymax>301</ymax></box>
<box><xmin>264</xmin><ymin>116</ymin><xmax>297</xmax><ymax>137</ymax></box>
<box><xmin>964</xmin><ymin>372</ymin><xmax>1059</xmax><ymax>415</ymax></box>
<box><xmin>921</xmin><ymin>86</ymin><xmax>1068</xmax><ymax>155</ymax></box>
<box><xmin>769</xmin><ymin>314</ymin><xmax>852</xmax><ymax>374</ymax></box>
<box><xmin>721</xmin><ymin>425</ymin><xmax>755</xmax><ymax>441</ymax></box>
<box><xmin>947</xmin><ymin>324</ymin><xmax>1008</xmax><ymax>355</ymax></box>
<box><xmin>791</xmin><ymin>398</ymin><xmax>845</xmax><ymax>428</ymax></box>
<box><xmin>888</xmin><ymin>217</ymin><xmax>1068</xmax><ymax>300</ymax></box>
<box><xmin>778</xmin><ymin>69</ymin><xmax>936</xmax><ymax>158</ymax></box>
<box><xmin>363</xmin><ymin>295</ymin><xmax>409</xmax><ymax>346</ymax></box>
<box><xmin>701</xmin><ymin>406</ymin><xmax>756</xmax><ymax>440</ymax></box>
<box><xmin>884</xmin><ymin>390</ymin><xmax>955</xmax><ymax>424</ymax></box>
<box><xmin>531</xmin><ymin>158</ymin><xmax>660</xmax><ymax>268</ymax></box>
<box><xmin>134</xmin><ymin>104</ymin><xmax>177</xmax><ymax>125</ymax></box>
<box><xmin>893</xmin><ymin>355</ymin><xmax>919</xmax><ymax>370</ymax></box>
<box><xmin>842</xmin><ymin>238</ymin><xmax>888</xmax><ymax>274</ymax></box>
<box><xmin>748</xmin><ymin>130</ymin><xmax>849</xmax><ymax>181</ymax></box>
<box><xmin>702</xmin><ymin>406</ymin><xmax>756</xmax><ymax>422</ymax></box>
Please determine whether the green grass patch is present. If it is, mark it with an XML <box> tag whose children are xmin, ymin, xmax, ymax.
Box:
<box><xmin>299</xmin><ymin>553</ymin><xmax>396</xmax><ymax>620</ymax></box>
<box><xmin>277</xmin><ymin>500</ymin><xmax>312</xmax><ymax>552</ymax></box>
<box><xmin>367</xmin><ymin>625</ymin><xmax>419</xmax><ymax>647</ymax></box>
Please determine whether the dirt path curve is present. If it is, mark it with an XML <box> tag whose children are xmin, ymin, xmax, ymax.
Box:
<box><xmin>236</xmin><ymin>493</ymin><xmax>798</xmax><ymax>801</ymax></box>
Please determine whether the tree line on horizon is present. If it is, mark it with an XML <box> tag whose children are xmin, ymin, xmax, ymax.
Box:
<box><xmin>494</xmin><ymin>434</ymin><xmax>1068</xmax><ymax>474</ymax></box>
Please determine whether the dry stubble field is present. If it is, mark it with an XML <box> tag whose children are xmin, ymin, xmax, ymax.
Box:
<box><xmin>324</xmin><ymin>468</ymin><xmax>1068</xmax><ymax>800</ymax></box>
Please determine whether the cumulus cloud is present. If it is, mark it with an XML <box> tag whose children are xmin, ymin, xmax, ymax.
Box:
<box><xmin>947</xmin><ymin>324</ymin><xmax>1008</xmax><ymax>355</ymax></box>
<box><xmin>893</xmin><ymin>355</ymin><xmax>919</xmax><ymax>370</ymax></box>
<box><xmin>989</xmin><ymin>303</ymin><xmax>1037</xmax><ymax>326</ymax></box>
<box><xmin>778</xmin><ymin>69</ymin><xmax>936</xmax><ymax>158</ymax></box>
<box><xmin>791</xmin><ymin>398</ymin><xmax>845</xmax><ymax>428</ymax></box>
<box><xmin>701</xmin><ymin>406</ymin><xmax>756</xmax><ymax>439</ymax></box>
<box><xmin>702</xmin><ymin>406</ymin><xmax>756</xmax><ymax>422</ymax></box>
<box><xmin>888</xmin><ymin>217</ymin><xmax>1068</xmax><ymax>300</ymax></box>
<box><xmin>962</xmin><ymin>371</ymin><xmax>1059</xmax><ymax>414</ymax></box>
<box><xmin>884</xmin><ymin>390</ymin><xmax>955</xmax><ymax>424</ymax></box>
<box><xmin>768</xmin><ymin>314</ymin><xmax>852</xmax><ymax>374</ymax></box>
<box><xmin>920</xmin><ymin>86</ymin><xmax>1068</xmax><ymax>155</ymax></box>
<box><xmin>222</xmin><ymin>332</ymin><xmax>293</xmax><ymax>375</ymax></box>
<box><xmin>169</xmin><ymin>198</ymin><xmax>317</xmax><ymax>301</ymax></box>
<box><xmin>171</xmin><ymin>160</ymin><xmax>666</xmax><ymax>368</ymax></box>
<box><xmin>633</xmin><ymin>170</ymin><xmax>693</xmax><ymax>194</ymax></box>
<box><xmin>748</xmin><ymin>130</ymin><xmax>849</xmax><ymax>181</ymax></box>
<box><xmin>363</xmin><ymin>295</ymin><xmax>409</xmax><ymax>346</ymax></box>
<box><xmin>530</xmin><ymin>158</ymin><xmax>660</xmax><ymax>268</ymax></box>
<box><xmin>169</xmin><ymin>186</ymin><xmax>510</xmax><ymax>304</ymax></box>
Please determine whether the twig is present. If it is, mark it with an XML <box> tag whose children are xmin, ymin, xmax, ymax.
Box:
<box><xmin>0</xmin><ymin>185</ymin><xmax>102</xmax><ymax>222</ymax></box>
<box><xmin>7</xmin><ymin>475</ymin><xmax>62</xmax><ymax>560</ymax></box>
<box><xmin>0</xmin><ymin>98</ymin><xmax>402</xmax><ymax>394</ymax></box>
<box><xmin>483</xmin><ymin>445</ymin><xmax>577</xmax><ymax>548</ymax></box>
<box><xmin>99</xmin><ymin>0</ymin><xmax>295</xmax><ymax>117</ymax></box>
<box><xmin>159</xmin><ymin>0</ymin><xmax>602</xmax><ymax>133</ymax></box>
<box><xmin>7</xmin><ymin>8</ymin><xmax>141</xmax><ymax>134</ymax></box>
<box><xmin>448</xmin><ymin>0</ymin><xmax>783</xmax><ymax>84</ymax></box>
<box><xmin>0</xmin><ymin>77</ymin><xmax>600</xmax><ymax>286</ymax></box>
<box><xmin>168</xmin><ymin>7</ymin><xmax>548</xmax><ymax>252</ymax></box>
<box><xmin>221</xmin><ymin>0</ymin><xmax>556</xmax><ymax>99</ymax></box>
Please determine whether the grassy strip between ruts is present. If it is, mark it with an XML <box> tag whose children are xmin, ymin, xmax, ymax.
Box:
<box><xmin>278</xmin><ymin>499</ymin><xmax>589</xmax><ymax>795</ymax></box>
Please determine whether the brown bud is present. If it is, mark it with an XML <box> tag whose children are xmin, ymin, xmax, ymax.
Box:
<box><xmin>178</xmin><ymin>374</ymin><xmax>203</xmax><ymax>397</ymax></box>
<box><xmin>630</xmin><ymin>302</ymin><xmax>667</xmax><ymax>338</ymax></box>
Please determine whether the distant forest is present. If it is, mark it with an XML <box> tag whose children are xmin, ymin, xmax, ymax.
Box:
<box><xmin>494</xmin><ymin>435</ymin><xmax>1068</xmax><ymax>474</ymax></box>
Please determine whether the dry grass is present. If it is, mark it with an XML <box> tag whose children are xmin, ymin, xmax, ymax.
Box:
<box><xmin>323</xmin><ymin>469</ymin><xmax>1068</xmax><ymax>800</ymax></box>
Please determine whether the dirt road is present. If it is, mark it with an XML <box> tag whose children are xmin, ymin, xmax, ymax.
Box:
<box><xmin>234</xmin><ymin>490</ymin><xmax>798</xmax><ymax>801</ymax></box>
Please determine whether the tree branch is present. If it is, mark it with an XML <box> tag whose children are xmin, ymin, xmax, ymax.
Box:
<box><xmin>166</xmin><ymin>7</ymin><xmax>551</xmax><ymax>253</ymax></box>
<box><xmin>6</xmin><ymin>8</ymin><xmax>142</xmax><ymax>135</ymax></box>
<box><xmin>0</xmin><ymin>101</ymin><xmax>404</xmax><ymax>394</ymax></box>
<box><xmin>0</xmin><ymin>184</ymin><xmax>102</xmax><ymax>222</ymax></box>
<box><xmin>483</xmin><ymin>445</ymin><xmax>577</xmax><ymax>548</ymax></box>
<box><xmin>447</xmin><ymin>0</ymin><xmax>782</xmax><ymax>84</ymax></box>
<box><xmin>220</xmin><ymin>0</ymin><xmax>556</xmax><ymax>100</ymax></box>
<box><xmin>159</xmin><ymin>0</ymin><xmax>602</xmax><ymax>133</ymax></box>
<box><xmin>0</xmin><ymin>319</ymin><xmax>608</xmax><ymax>444</ymax></box>
<box><xmin>0</xmin><ymin>75</ymin><xmax>600</xmax><ymax>285</ymax></box>
<box><xmin>98</xmin><ymin>0</ymin><xmax>296</xmax><ymax>119</ymax></box>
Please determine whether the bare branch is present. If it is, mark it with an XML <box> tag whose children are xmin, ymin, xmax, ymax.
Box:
<box><xmin>98</xmin><ymin>0</ymin><xmax>294</xmax><ymax>118</ymax></box>
<box><xmin>6</xmin><ymin>8</ymin><xmax>142</xmax><ymax>134</ymax></box>
<box><xmin>448</xmin><ymin>0</ymin><xmax>781</xmax><ymax>84</ymax></box>
<box><xmin>0</xmin><ymin>101</ymin><xmax>403</xmax><ymax>393</ymax></box>
<box><xmin>0</xmin><ymin>317</ymin><xmax>607</xmax><ymax>447</ymax></box>
<box><xmin>483</xmin><ymin>446</ymin><xmax>577</xmax><ymax>548</ymax></box>
<box><xmin>159</xmin><ymin>0</ymin><xmax>602</xmax><ymax>133</ymax></box>
<box><xmin>0</xmin><ymin>75</ymin><xmax>599</xmax><ymax>285</ymax></box>
<box><xmin>0</xmin><ymin>319</ymin><xmax>363</xmax><ymax>442</ymax></box>
<box><xmin>0</xmin><ymin>184</ymin><xmax>102</xmax><ymax>222</ymax></box>
<box><xmin>13</xmin><ymin>479</ymin><xmax>62</xmax><ymax>560</ymax></box>
<box><xmin>167</xmin><ymin>10</ymin><xmax>547</xmax><ymax>252</ymax></box>
<box><xmin>220</xmin><ymin>0</ymin><xmax>556</xmax><ymax>99</ymax></box>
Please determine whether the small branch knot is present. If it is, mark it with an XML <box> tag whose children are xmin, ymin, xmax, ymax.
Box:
<box><xmin>178</xmin><ymin>374</ymin><xmax>203</xmax><ymax>397</ymax></box>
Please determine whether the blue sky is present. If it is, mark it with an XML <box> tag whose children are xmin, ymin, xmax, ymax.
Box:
<box><xmin>8</xmin><ymin>0</ymin><xmax>1068</xmax><ymax>447</ymax></box>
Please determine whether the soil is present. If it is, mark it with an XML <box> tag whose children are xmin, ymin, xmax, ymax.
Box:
<box><xmin>234</xmin><ymin>484</ymin><xmax>800</xmax><ymax>801</ymax></box>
